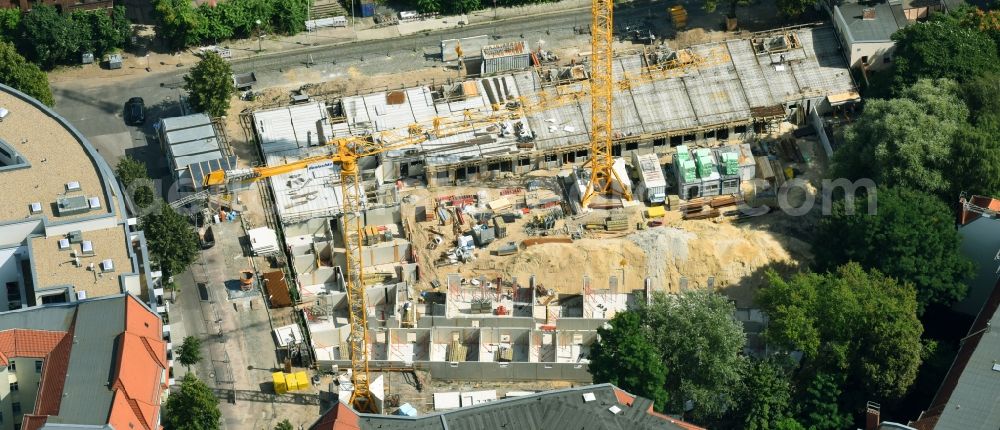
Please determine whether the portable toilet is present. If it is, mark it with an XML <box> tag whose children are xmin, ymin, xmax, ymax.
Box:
<box><xmin>106</xmin><ymin>53</ymin><xmax>123</xmax><ymax>70</ymax></box>
<box><xmin>272</xmin><ymin>372</ymin><xmax>287</xmax><ymax>394</ymax></box>
<box><xmin>285</xmin><ymin>372</ymin><xmax>299</xmax><ymax>391</ymax></box>
<box><xmin>295</xmin><ymin>371</ymin><xmax>310</xmax><ymax>390</ymax></box>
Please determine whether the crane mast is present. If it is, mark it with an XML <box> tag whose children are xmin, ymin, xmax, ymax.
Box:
<box><xmin>337</xmin><ymin>150</ymin><xmax>377</xmax><ymax>412</ymax></box>
<box><xmin>582</xmin><ymin>0</ymin><xmax>632</xmax><ymax>208</ymax></box>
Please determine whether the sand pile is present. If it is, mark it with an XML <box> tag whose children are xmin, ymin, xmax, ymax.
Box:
<box><xmin>625</xmin><ymin>221</ymin><xmax>808</xmax><ymax>304</ymax></box>
<box><xmin>500</xmin><ymin>239</ymin><xmax>648</xmax><ymax>293</ymax></box>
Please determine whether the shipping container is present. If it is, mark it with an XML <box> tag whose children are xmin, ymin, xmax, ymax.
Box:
<box><xmin>631</xmin><ymin>152</ymin><xmax>667</xmax><ymax>203</ymax></box>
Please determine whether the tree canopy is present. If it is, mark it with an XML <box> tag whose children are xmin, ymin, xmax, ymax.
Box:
<box><xmin>0</xmin><ymin>41</ymin><xmax>53</xmax><ymax>106</ymax></box>
<box><xmin>274</xmin><ymin>420</ymin><xmax>293</xmax><ymax>430</ymax></box>
<box><xmin>141</xmin><ymin>205</ymin><xmax>199</xmax><ymax>279</ymax></box>
<box><xmin>18</xmin><ymin>5</ymin><xmax>131</xmax><ymax>69</ymax></box>
<box><xmin>699</xmin><ymin>0</ymin><xmax>752</xmax><ymax>16</ymax></box>
<box><xmin>184</xmin><ymin>51</ymin><xmax>235</xmax><ymax>117</ymax></box>
<box><xmin>759</xmin><ymin>263</ymin><xmax>925</xmax><ymax>401</ymax></box>
<box><xmin>589</xmin><ymin>311</ymin><xmax>669</xmax><ymax>412</ymax></box>
<box><xmin>813</xmin><ymin>187</ymin><xmax>972</xmax><ymax>310</ymax></box>
<box><xmin>832</xmin><ymin>78</ymin><xmax>968</xmax><ymax>195</ymax></box>
<box><xmin>115</xmin><ymin>156</ymin><xmax>156</xmax><ymax>209</ymax></box>
<box><xmin>178</xmin><ymin>335</ymin><xmax>203</xmax><ymax>370</ymax></box>
<box><xmin>643</xmin><ymin>290</ymin><xmax>746</xmax><ymax>422</ymax></box>
<box><xmin>163</xmin><ymin>374</ymin><xmax>221</xmax><ymax>430</ymax></box>
<box><xmin>890</xmin><ymin>18</ymin><xmax>1000</xmax><ymax>90</ymax></box>
<box><xmin>797</xmin><ymin>372</ymin><xmax>852</xmax><ymax>430</ymax></box>
<box><xmin>775</xmin><ymin>0</ymin><xmax>818</xmax><ymax>16</ymax></box>
<box><xmin>729</xmin><ymin>357</ymin><xmax>798</xmax><ymax>430</ymax></box>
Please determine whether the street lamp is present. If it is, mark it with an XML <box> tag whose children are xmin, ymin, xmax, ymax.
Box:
<box><xmin>255</xmin><ymin>19</ymin><xmax>262</xmax><ymax>52</ymax></box>
<box><xmin>493</xmin><ymin>0</ymin><xmax>497</xmax><ymax>20</ymax></box>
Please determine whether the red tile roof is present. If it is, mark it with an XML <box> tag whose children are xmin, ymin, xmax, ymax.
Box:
<box><xmin>310</xmin><ymin>403</ymin><xmax>361</xmax><ymax>430</ymax></box>
<box><xmin>21</xmin><ymin>415</ymin><xmax>47</xmax><ymax>430</ymax></box>
<box><xmin>0</xmin><ymin>329</ymin><xmax>68</xmax><ymax>365</ymax></box>
<box><xmin>0</xmin><ymin>295</ymin><xmax>165</xmax><ymax>430</ymax></box>
<box><xmin>108</xmin><ymin>295</ymin><xmax>165</xmax><ymax>430</ymax></box>
<box><xmin>34</xmin><ymin>329</ymin><xmax>74</xmax><ymax>416</ymax></box>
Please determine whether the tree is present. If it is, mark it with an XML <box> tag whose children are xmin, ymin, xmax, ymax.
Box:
<box><xmin>115</xmin><ymin>156</ymin><xmax>149</xmax><ymax>188</ymax></box>
<box><xmin>891</xmin><ymin>19</ymin><xmax>1000</xmax><ymax>90</ymax></box>
<box><xmin>272</xmin><ymin>0</ymin><xmax>309</xmax><ymax>35</ymax></box>
<box><xmin>797</xmin><ymin>372</ymin><xmax>852</xmax><ymax>430</ymax></box>
<box><xmin>832</xmin><ymin>79</ymin><xmax>968</xmax><ymax>195</ymax></box>
<box><xmin>759</xmin><ymin>263</ymin><xmax>925</xmax><ymax>402</ymax></box>
<box><xmin>163</xmin><ymin>374</ymin><xmax>221</xmax><ymax>430</ymax></box>
<box><xmin>700</xmin><ymin>0</ymin><xmax>751</xmax><ymax>17</ymax></box>
<box><xmin>20</xmin><ymin>4</ymin><xmax>79</xmax><ymax>69</ymax></box>
<box><xmin>642</xmin><ymin>290</ymin><xmax>746</xmax><ymax>422</ymax></box>
<box><xmin>141</xmin><ymin>205</ymin><xmax>199</xmax><ymax>279</ymax></box>
<box><xmin>730</xmin><ymin>358</ymin><xmax>797</xmax><ymax>430</ymax></box>
<box><xmin>274</xmin><ymin>419</ymin><xmax>293</xmax><ymax>430</ymax></box>
<box><xmin>813</xmin><ymin>188</ymin><xmax>972</xmax><ymax>310</ymax></box>
<box><xmin>961</xmin><ymin>72</ymin><xmax>1000</xmax><ymax>124</ymax></box>
<box><xmin>184</xmin><ymin>51</ymin><xmax>235</xmax><ymax>118</ymax></box>
<box><xmin>0</xmin><ymin>8</ymin><xmax>21</xmax><ymax>41</ymax></box>
<box><xmin>178</xmin><ymin>335</ymin><xmax>203</xmax><ymax>370</ymax></box>
<box><xmin>949</xmin><ymin>116</ymin><xmax>1000</xmax><ymax>199</ymax></box>
<box><xmin>115</xmin><ymin>156</ymin><xmax>155</xmax><ymax>209</ymax></box>
<box><xmin>775</xmin><ymin>0</ymin><xmax>817</xmax><ymax>17</ymax></box>
<box><xmin>415</xmin><ymin>0</ymin><xmax>442</xmax><ymax>13</ymax></box>
<box><xmin>589</xmin><ymin>311</ymin><xmax>669</xmax><ymax>412</ymax></box>
<box><xmin>154</xmin><ymin>0</ymin><xmax>205</xmax><ymax>50</ymax></box>
<box><xmin>0</xmin><ymin>41</ymin><xmax>54</xmax><ymax>106</ymax></box>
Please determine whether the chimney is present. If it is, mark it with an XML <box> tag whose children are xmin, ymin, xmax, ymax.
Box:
<box><xmin>866</xmin><ymin>401</ymin><xmax>881</xmax><ymax>430</ymax></box>
<box><xmin>862</xmin><ymin>7</ymin><xmax>877</xmax><ymax>20</ymax></box>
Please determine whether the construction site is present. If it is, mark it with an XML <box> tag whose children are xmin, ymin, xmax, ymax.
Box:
<box><xmin>189</xmin><ymin>8</ymin><xmax>857</xmax><ymax>419</ymax></box>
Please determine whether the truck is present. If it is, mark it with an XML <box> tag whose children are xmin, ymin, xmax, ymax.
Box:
<box><xmin>632</xmin><ymin>152</ymin><xmax>667</xmax><ymax>204</ymax></box>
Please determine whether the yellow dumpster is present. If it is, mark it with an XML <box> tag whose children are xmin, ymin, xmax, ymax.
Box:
<box><xmin>285</xmin><ymin>372</ymin><xmax>299</xmax><ymax>391</ymax></box>
<box><xmin>272</xmin><ymin>372</ymin><xmax>287</xmax><ymax>394</ymax></box>
<box><xmin>295</xmin><ymin>371</ymin><xmax>310</xmax><ymax>390</ymax></box>
<box><xmin>646</xmin><ymin>206</ymin><xmax>666</xmax><ymax>218</ymax></box>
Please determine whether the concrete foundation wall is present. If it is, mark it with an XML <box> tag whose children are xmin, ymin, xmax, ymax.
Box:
<box><xmin>317</xmin><ymin>359</ymin><xmax>593</xmax><ymax>383</ymax></box>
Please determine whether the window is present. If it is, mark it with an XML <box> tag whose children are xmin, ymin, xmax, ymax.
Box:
<box><xmin>7</xmin><ymin>361</ymin><xmax>14</xmax><ymax>371</ymax></box>
<box><xmin>9</xmin><ymin>382</ymin><xmax>16</xmax><ymax>392</ymax></box>
<box><xmin>1</xmin><ymin>411</ymin><xmax>4</xmax><ymax>423</ymax></box>
<box><xmin>11</xmin><ymin>402</ymin><xmax>20</xmax><ymax>415</ymax></box>
<box><xmin>861</xmin><ymin>55</ymin><xmax>869</xmax><ymax>65</ymax></box>
<box><xmin>625</xmin><ymin>142</ymin><xmax>638</xmax><ymax>151</ymax></box>
<box><xmin>34</xmin><ymin>360</ymin><xmax>42</xmax><ymax>373</ymax></box>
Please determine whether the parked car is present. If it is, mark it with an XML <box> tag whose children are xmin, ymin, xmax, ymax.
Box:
<box><xmin>125</xmin><ymin>97</ymin><xmax>145</xmax><ymax>125</ymax></box>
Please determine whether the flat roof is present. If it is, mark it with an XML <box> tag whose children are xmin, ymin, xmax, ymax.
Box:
<box><xmin>30</xmin><ymin>226</ymin><xmax>130</xmax><ymax>298</ymax></box>
<box><xmin>161</xmin><ymin>113</ymin><xmax>224</xmax><ymax>170</ymax></box>
<box><xmin>0</xmin><ymin>88</ymin><xmax>114</xmax><ymax>223</ymax></box>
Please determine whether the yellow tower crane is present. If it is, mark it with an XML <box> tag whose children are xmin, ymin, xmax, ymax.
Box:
<box><xmin>582</xmin><ymin>0</ymin><xmax>632</xmax><ymax>208</ymax></box>
<box><xmin>203</xmin><ymin>112</ymin><xmax>516</xmax><ymax>412</ymax></box>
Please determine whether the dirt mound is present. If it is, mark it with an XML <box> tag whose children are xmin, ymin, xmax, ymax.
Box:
<box><xmin>503</xmin><ymin>239</ymin><xmax>648</xmax><ymax>293</ymax></box>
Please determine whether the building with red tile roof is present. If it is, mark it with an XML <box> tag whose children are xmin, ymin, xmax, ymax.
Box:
<box><xmin>0</xmin><ymin>294</ymin><xmax>166</xmax><ymax>430</ymax></box>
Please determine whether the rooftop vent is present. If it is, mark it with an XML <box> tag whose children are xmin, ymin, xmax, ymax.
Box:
<box><xmin>583</xmin><ymin>392</ymin><xmax>596</xmax><ymax>402</ymax></box>
<box><xmin>609</xmin><ymin>405</ymin><xmax>622</xmax><ymax>415</ymax></box>
<box><xmin>88</xmin><ymin>197</ymin><xmax>101</xmax><ymax>209</ymax></box>
<box><xmin>100</xmin><ymin>259</ymin><xmax>114</xmax><ymax>272</ymax></box>
<box><xmin>862</xmin><ymin>7</ymin><xmax>876</xmax><ymax>20</ymax></box>
<box><xmin>58</xmin><ymin>239</ymin><xmax>70</xmax><ymax>250</ymax></box>
<box><xmin>0</xmin><ymin>107</ymin><xmax>8</xmax><ymax>121</ymax></box>
<box><xmin>68</xmin><ymin>231</ymin><xmax>83</xmax><ymax>244</ymax></box>
<box><xmin>65</xmin><ymin>181</ymin><xmax>81</xmax><ymax>192</ymax></box>
<box><xmin>80</xmin><ymin>240</ymin><xmax>94</xmax><ymax>256</ymax></box>
<box><xmin>993</xmin><ymin>362</ymin><xmax>1000</xmax><ymax>372</ymax></box>
<box><xmin>76</xmin><ymin>291</ymin><xmax>87</xmax><ymax>300</ymax></box>
<box><xmin>29</xmin><ymin>202</ymin><xmax>42</xmax><ymax>215</ymax></box>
